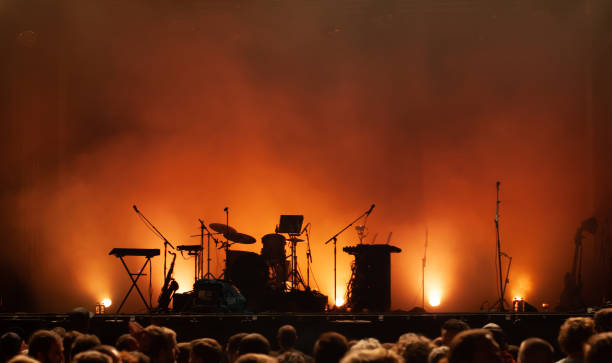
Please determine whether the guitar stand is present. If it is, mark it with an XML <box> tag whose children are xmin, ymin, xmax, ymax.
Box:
<box><xmin>115</xmin><ymin>255</ymin><xmax>154</xmax><ymax>314</ymax></box>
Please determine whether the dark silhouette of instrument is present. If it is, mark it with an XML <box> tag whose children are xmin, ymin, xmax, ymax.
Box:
<box><xmin>156</xmin><ymin>251</ymin><xmax>179</xmax><ymax>311</ymax></box>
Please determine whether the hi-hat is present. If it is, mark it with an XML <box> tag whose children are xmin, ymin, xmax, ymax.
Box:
<box><xmin>209</xmin><ymin>223</ymin><xmax>237</xmax><ymax>235</ymax></box>
<box><xmin>224</xmin><ymin>231</ymin><xmax>256</xmax><ymax>244</ymax></box>
<box><xmin>287</xmin><ymin>237</ymin><xmax>305</xmax><ymax>243</ymax></box>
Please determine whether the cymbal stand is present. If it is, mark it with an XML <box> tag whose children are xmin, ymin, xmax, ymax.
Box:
<box><xmin>324</xmin><ymin>204</ymin><xmax>375</xmax><ymax>306</ymax></box>
<box><xmin>286</xmin><ymin>234</ymin><xmax>307</xmax><ymax>291</ymax></box>
<box><xmin>198</xmin><ymin>219</ymin><xmax>219</xmax><ymax>280</ymax></box>
<box><xmin>219</xmin><ymin>207</ymin><xmax>230</xmax><ymax>281</ymax></box>
<box><xmin>493</xmin><ymin>181</ymin><xmax>511</xmax><ymax>312</ymax></box>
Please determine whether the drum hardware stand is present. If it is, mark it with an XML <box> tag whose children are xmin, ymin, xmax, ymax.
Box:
<box><xmin>132</xmin><ymin>205</ymin><xmax>175</xmax><ymax>284</ymax></box>
<box><xmin>324</xmin><ymin>204</ymin><xmax>375</xmax><ymax>306</ymax></box>
<box><xmin>219</xmin><ymin>207</ymin><xmax>230</xmax><ymax>281</ymax></box>
<box><xmin>287</xmin><ymin>234</ymin><xmax>307</xmax><ymax>291</ymax></box>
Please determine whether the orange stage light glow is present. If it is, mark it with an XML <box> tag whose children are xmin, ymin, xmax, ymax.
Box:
<box><xmin>101</xmin><ymin>298</ymin><xmax>112</xmax><ymax>308</ymax></box>
<box><xmin>335</xmin><ymin>297</ymin><xmax>345</xmax><ymax>307</ymax></box>
<box><xmin>428</xmin><ymin>290</ymin><xmax>442</xmax><ymax>307</ymax></box>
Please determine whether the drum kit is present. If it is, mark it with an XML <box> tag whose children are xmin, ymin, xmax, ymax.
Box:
<box><xmin>185</xmin><ymin>215</ymin><xmax>311</xmax><ymax>297</ymax></box>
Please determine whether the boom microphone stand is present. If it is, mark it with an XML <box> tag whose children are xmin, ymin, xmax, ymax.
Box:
<box><xmin>494</xmin><ymin>182</ymin><xmax>508</xmax><ymax>312</ymax></box>
<box><xmin>324</xmin><ymin>204</ymin><xmax>375</xmax><ymax>306</ymax></box>
<box><xmin>132</xmin><ymin>205</ymin><xmax>175</xmax><ymax>280</ymax></box>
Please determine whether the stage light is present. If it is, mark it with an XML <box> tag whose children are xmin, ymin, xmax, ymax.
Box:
<box><xmin>335</xmin><ymin>297</ymin><xmax>345</xmax><ymax>307</ymax></box>
<box><xmin>513</xmin><ymin>296</ymin><xmax>525</xmax><ymax>312</ymax></box>
<box><xmin>101</xmin><ymin>298</ymin><xmax>112</xmax><ymax>308</ymax></box>
<box><xmin>428</xmin><ymin>289</ymin><xmax>442</xmax><ymax>307</ymax></box>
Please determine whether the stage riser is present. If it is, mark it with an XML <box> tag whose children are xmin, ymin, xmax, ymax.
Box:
<box><xmin>0</xmin><ymin>313</ymin><xmax>588</xmax><ymax>358</ymax></box>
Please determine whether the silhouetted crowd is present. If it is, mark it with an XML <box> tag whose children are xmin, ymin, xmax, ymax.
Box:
<box><xmin>3</xmin><ymin>308</ymin><xmax>612</xmax><ymax>363</ymax></box>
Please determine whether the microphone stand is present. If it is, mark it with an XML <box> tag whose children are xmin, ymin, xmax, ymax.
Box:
<box><xmin>132</xmin><ymin>206</ymin><xmax>175</xmax><ymax>283</ymax></box>
<box><xmin>324</xmin><ymin>205</ymin><xmax>374</xmax><ymax>306</ymax></box>
<box><xmin>494</xmin><ymin>182</ymin><xmax>506</xmax><ymax>312</ymax></box>
<box><xmin>304</xmin><ymin>224</ymin><xmax>313</xmax><ymax>290</ymax></box>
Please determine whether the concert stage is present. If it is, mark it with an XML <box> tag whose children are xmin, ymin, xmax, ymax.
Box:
<box><xmin>0</xmin><ymin>312</ymin><xmax>588</xmax><ymax>353</ymax></box>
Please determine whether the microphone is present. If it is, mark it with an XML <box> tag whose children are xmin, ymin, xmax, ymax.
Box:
<box><xmin>133</xmin><ymin>205</ymin><xmax>139</xmax><ymax>213</ymax></box>
<box><xmin>224</xmin><ymin>207</ymin><xmax>228</xmax><ymax>212</ymax></box>
<box><xmin>301</xmin><ymin>223</ymin><xmax>310</xmax><ymax>234</ymax></box>
<box><xmin>496</xmin><ymin>181</ymin><xmax>500</xmax><ymax>187</ymax></box>
<box><xmin>365</xmin><ymin>204</ymin><xmax>375</xmax><ymax>216</ymax></box>
<box><xmin>500</xmin><ymin>251</ymin><xmax>510</xmax><ymax>258</ymax></box>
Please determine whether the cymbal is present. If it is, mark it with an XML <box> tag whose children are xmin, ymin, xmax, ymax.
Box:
<box><xmin>287</xmin><ymin>237</ymin><xmax>304</xmax><ymax>243</ymax></box>
<box><xmin>224</xmin><ymin>231</ymin><xmax>256</xmax><ymax>244</ymax></box>
<box><xmin>209</xmin><ymin>223</ymin><xmax>237</xmax><ymax>235</ymax></box>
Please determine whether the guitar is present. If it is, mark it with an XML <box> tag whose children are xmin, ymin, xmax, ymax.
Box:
<box><xmin>558</xmin><ymin>218</ymin><xmax>597</xmax><ymax>311</ymax></box>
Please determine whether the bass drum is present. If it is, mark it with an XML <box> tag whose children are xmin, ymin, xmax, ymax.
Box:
<box><xmin>227</xmin><ymin>250</ymin><xmax>267</xmax><ymax>291</ymax></box>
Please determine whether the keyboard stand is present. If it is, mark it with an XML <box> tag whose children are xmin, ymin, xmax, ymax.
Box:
<box><xmin>115</xmin><ymin>255</ymin><xmax>154</xmax><ymax>314</ymax></box>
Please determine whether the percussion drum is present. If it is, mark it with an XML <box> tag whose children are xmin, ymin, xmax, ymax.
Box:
<box><xmin>261</xmin><ymin>234</ymin><xmax>287</xmax><ymax>264</ymax></box>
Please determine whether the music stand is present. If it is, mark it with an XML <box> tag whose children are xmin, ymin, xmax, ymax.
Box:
<box><xmin>278</xmin><ymin>215</ymin><xmax>304</xmax><ymax>234</ymax></box>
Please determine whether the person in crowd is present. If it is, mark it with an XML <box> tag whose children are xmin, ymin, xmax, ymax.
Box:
<box><xmin>67</xmin><ymin>308</ymin><xmax>94</xmax><ymax>334</ymax></box>
<box><xmin>190</xmin><ymin>338</ymin><xmax>223</xmax><ymax>363</ymax></box>
<box><xmin>226</xmin><ymin>334</ymin><xmax>248</xmax><ymax>363</ymax></box>
<box><xmin>427</xmin><ymin>346</ymin><xmax>449</xmax><ymax>363</ymax></box>
<box><xmin>278</xmin><ymin>352</ymin><xmax>305</xmax><ymax>363</ymax></box>
<box><xmin>94</xmin><ymin>345</ymin><xmax>122</xmax><ymax>363</ymax></box>
<box><xmin>73</xmin><ymin>350</ymin><xmax>112</xmax><ymax>363</ymax></box>
<box><xmin>482</xmin><ymin>324</ymin><xmax>515</xmax><ymax>363</ymax></box>
<box><xmin>1</xmin><ymin>332</ymin><xmax>24</xmax><ymax>362</ymax></box>
<box><xmin>71</xmin><ymin>334</ymin><xmax>102</xmax><ymax>357</ymax></box>
<box><xmin>394</xmin><ymin>333</ymin><xmax>433</xmax><ymax>363</ymax></box>
<box><xmin>584</xmin><ymin>332</ymin><xmax>612</xmax><ymax>363</ymax></box>
<box><xmin>176</xmin><ymin>343</ymin><xmax>191</xmax><ymax>363</ymax></box>
<box><xmin>507</xmin><ymin>346</ymin><xmax>519</xmax><ymax>362</ymax></box>
<box><xmin>448</xmin><ymin>329</ymin><xmax>502</xmax><ymax>363</ymax></box>
<box><xmin>128</xmin><ymin>351</ymin><xmax>151</xmax><ymax>363</ymax></box>
<box><xmin>340</xmin><ymin>347</ymin><xmax>401</xmax><ymax>363</ymax></box>
<box><xmin>349</xmin><ymin>339</ymin><xmax>381</xmax><ymax>353</ymax></box>
<box><xmin>312</xmin><ymin>332</ymin><xmax>348</xmax><ymax>363</ymax></box>
<box><xmin>517</xmin><ymin>338</ymin><xmax>553</xmax><ymax>363</ymax></box>
<box><xmin>238</xmin><ymin>335</ymin><xmax>270</xmax><ymax>356</ymax></box>
<box><xmin>116</xmin><ymin>335</ymin><xmax>138</xmax><ymax>352</ymax></box>
<box><xmin>27</xmin><ymin>330</ymin><xmax>63</xmax><ymax>363</ymax></box>
<box><xmin>435</xmin><ymin>320</ymin><xmax>470</xmax><ymax>347</ymax></box>
<box><xmin>556</xmin><ymin>317</ymin><xmax>595</xmax><ymax>363</ymax></box>
<box><xmin>139</xmin><ymin>325</ymin><xmax>178</xmax><ymax>363</ymax></box>
<box><xmin>63</xmin><ymin>331</ymin><xmax>82</xmax><ymax>363</ymax></box>
<box><xmin>235</xmin><ymin>354</ymin><xmax>276</xmax><ymax>363</ymax></box>
<box><xmin>593</xmin><ymin>309</ymin><xmax>612</xmax><ymax>333</ymax></box>
<box><xmin>7</xmin><ymin>356</ymin><xmax>38</xmax><ymax>363</ymax></box>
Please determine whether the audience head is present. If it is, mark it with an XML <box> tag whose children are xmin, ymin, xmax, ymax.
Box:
<box><xmin>235</xmin><ymin>354</ymin><xmax>276</xmax><ymax>363</ymax></box>
<box><xmin>190</xmin><ymin>338</ymin><xmax>223</xmax><ymax>363</ymax></box>
<box><xmin>441</xmin><ymin>320</ymin><xmax>470</xmax><ymax>347</ymax></box>
<box><xmin>116</xmin><ymin>334</ymin><xmax>138</xmax><ymax>352</ymax></box>
<box><xmin>27</xmin><ymin>330</ymin><xmax>64</xmax><ymax>363</ymax></box>
<box><xmin>481</xmin><ymin>324</ymin><xmax>508</xmax><ymax>351</ymax></box>
<box><xmin>340</xmin><ymin>347</ymin><xmax>401</xmax><ymax>363</ymax></box>
<box><xmin>1</xmin><ymin>332</ymin><xmax>24</xmax><ymax>362</ymax></box>
<box><xmin>448</xmin><ymin>329</ymin><xmax>501</xmax><ymax>363</ymax></box>
<box><xmin>277</xmin><ymin>326</ymin><xmax>298</xmax><ymax>351</ymax></box>
<box><xmin>395</xmin><ymin>333</ymin><xmax>433</xmax><ymax>363</ymax></box>
<box><xmin>226</xmin><ymin>333</ymin><xmax>248</xmax><ymax>363</ymax></box>
<box><xmin>176</xmin><ymin>343</ymin><xmax>191</xmax><ymax>363</ymax></box>
<box><xmin>62</xmin><ymin>330</ymin><xmax>82</xmax><ymax>363</ymax></box>
<box><xmin>517</xmin><ymin>338</ymin><xmax>553</xmax><ymax>363</ymax></box>
<box><xmin>349</xmin><ymin>338</ymin><xmax>381</xmax><ymax>352</ymax></box>
<box><xmin>427</xmin><ymin>346</ymin><xmax>449</xmax><ymax>363</ymax></box>
<box><xmin>594</xmin><ymin>308</ymin><xmax>612</xmax><ymax>333</ymax></box>
<box><xmin>585</xmin><ymin>332</ymin><xmax>612</xmax><ymax>363</ymax></box>
<box><xmin>93</xmin><ymin>345</ymin><xmax>122</xmax><ymax>363</ymax></box>
<box><xmin>71</xmin><ymin>334</ymin><xmax>102</xmax><ymax>357</ymax></box>
<box><xmin>557</xmin><ymin>317</ymin><xmax>595</xmax><ymax>358</ymax></box>
<box><xmin>238</xmin><ymin>334</ymin><xmax>270</xmax><ymax>356</ymax></box>
<box><xmin>139</xmin><ymin>325</ymin><xmax>178</xmax><ymax>363</ymax></box>
<box><xmin>277</xmin><ymin>352</ymin><xmax>305</xmax><ymax>363</ymax></box>
<box><xmin>313</xmin><ymin>332</ymin><xmax>348</xmax><ymax>363</ymax></box>
<box><xmin>7</xmin><ymin>356</ymin><xmax>39</xmax><ymax>363</ymax></box>
<box><xmin>73</xmin><ymin>351</ymin><xmax>112</xmax><ymax>363</ymax></box>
